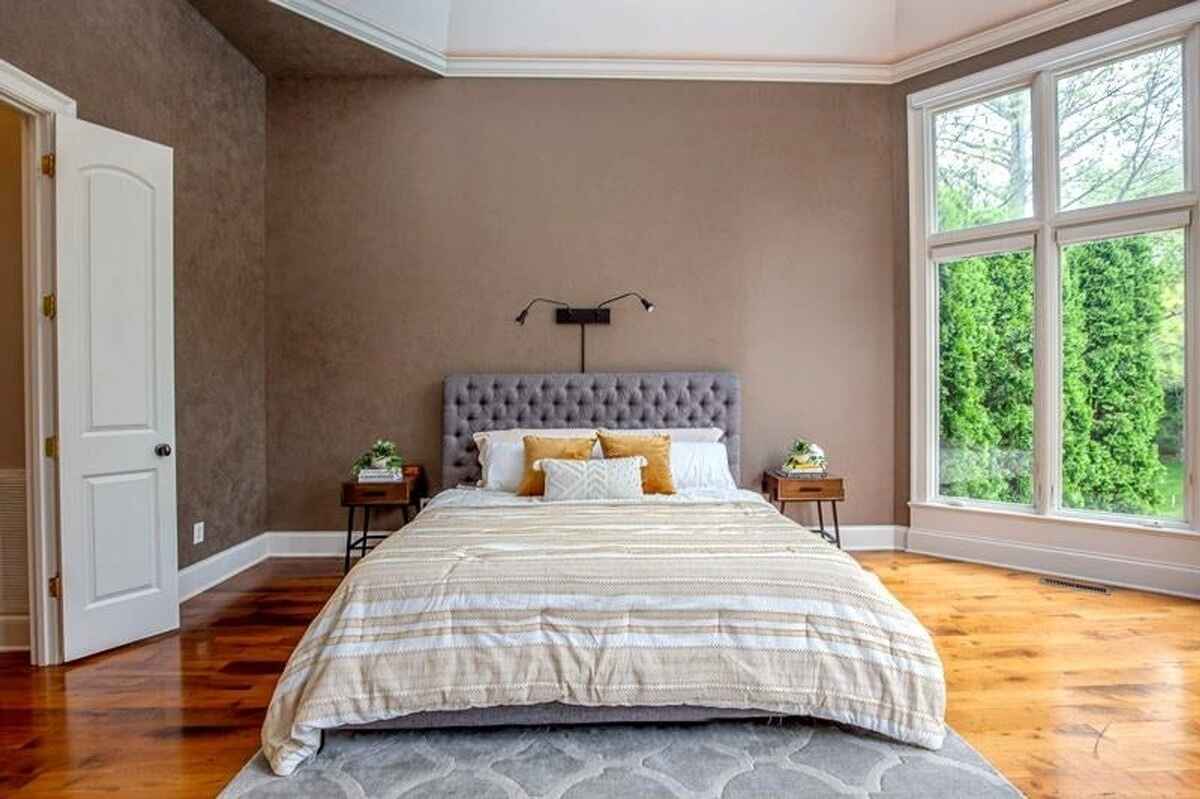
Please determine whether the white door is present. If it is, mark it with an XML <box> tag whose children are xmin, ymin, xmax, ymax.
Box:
<box><xmin>54</xmin><ymin>115</ymin><xmax>178</xmax><ymax>661</ymax></box>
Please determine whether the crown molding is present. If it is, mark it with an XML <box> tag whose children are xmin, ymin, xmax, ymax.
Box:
<box><xmin>890</xmin><ymin>0</ymin><xmax>1134</xmax><ymax>82</ymax></box>
<box><xmin>442</xmin><ymin>56</ymin><xmax>894</xmax><ymax>84</ymax></box>
<box><xmin>269</xmin><ymin>0</ymin><xmax>1141</xmax><ymax>84</ymax></box>
<box><xmin>268</xmin><ymin>0</ymin><xmax>447</xmax><ymax>75</ymax></box>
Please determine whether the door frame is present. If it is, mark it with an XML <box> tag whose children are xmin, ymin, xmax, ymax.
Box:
<box><xmin>0</xmin><ymin>59</ymin><xmax>76</xmax><ymax>665</ymax></box>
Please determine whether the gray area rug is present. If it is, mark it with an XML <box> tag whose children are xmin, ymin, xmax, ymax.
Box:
<box><xmin>221</xmin><ymin>720</ymin><xmax>1022</xmax><ymax>798</ymax></box>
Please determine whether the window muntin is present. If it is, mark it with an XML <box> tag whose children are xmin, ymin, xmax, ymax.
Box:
<box><xmin>1057</xmin><ymin>43</ymin><xmax>1185</xmax><ymax>212</ymax></box>
<box><xmin>1060</xmin><ymin>229</ymin><xmax>1186</xmax><ymax>520</ymax></box>
<box><xmin>938</xmin><ymin>249</ymin><xmax>1035</xmax><ymax>504</ymax></box>
<box><xmin>934</xmin><ymin>88</ymin><xmax>1033</xmax><ymax>232</ymax></box>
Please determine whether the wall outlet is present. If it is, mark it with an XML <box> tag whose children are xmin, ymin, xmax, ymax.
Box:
<box><xmin>193</xmin><ymin>521</ymin><xmax>205</xmax><ymax>545</ymax></box>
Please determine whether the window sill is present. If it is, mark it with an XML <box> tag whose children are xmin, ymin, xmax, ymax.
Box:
<box><xmin>909</xmin><ymin>501</ymin><xmax>1200</xmax><ymax>540</ymax></box>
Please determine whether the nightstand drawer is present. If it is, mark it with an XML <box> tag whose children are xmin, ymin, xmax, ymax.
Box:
<box><xmin>341</xmin><ymin>481</ymin><xmax>411</xmax><ymax>506</ymax></box>
<box><xmin>776</xmin><ymin>478</ymin><xmax>844</xmax><ymax>501</ymax></box>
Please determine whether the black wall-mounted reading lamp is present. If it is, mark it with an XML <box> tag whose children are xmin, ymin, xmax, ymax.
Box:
<box><xmin>514</xmin><ymin>292</ymin><xmax>656</xmax><ymax>372</ymax></box>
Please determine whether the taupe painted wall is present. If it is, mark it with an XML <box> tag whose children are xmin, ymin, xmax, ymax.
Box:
<box><xmin>0</xmin><ymin>0</ymin><xmax>268</xmax><ymax>566</ymax></box>
<box><xmin>0</xmin><ymin>104</ymin><xmax>21</xmax><ymax>470</ymax></box>
<box><xmin>888</xmin><ymin>0</ymin><xmax>1194</xmax><ymax>525</ymax></box>
<box><xmin>267</xmin><ymin>78</ymin><xmax>898</xmax><ymax>530</ymax></box>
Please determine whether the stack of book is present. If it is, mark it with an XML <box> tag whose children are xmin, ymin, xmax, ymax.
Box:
<box><xmin>357</xmin><ymin>468</ymin><xmax>405</xmax><ymax>483</ymax></box>
<box><xmin>771</xmin><ymin>466</ymin><xmax>828</xmax><ymax>479</ymax></box>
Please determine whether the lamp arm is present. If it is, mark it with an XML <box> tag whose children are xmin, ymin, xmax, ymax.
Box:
<box><xmin>519</xmin><ymin>297</ymin><xmax>570</xmax><ymax>314</ymax></box>
<box><xmin>597</xmin><ymin>292</ymin><xmax>641</xmax><ymax>308</ymax></box>
<box><xmin>515</xmin><ymin>296</ymin><xmax>570</xmax><ymax>324</ymax></box>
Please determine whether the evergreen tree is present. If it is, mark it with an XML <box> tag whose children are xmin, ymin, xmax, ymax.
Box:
<box><xmin>1061</xmin><ymin>236</ymin><xmax>1168</xmax><ymax>514</ymax></box>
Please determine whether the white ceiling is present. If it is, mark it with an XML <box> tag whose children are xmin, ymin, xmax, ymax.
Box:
<box><xmin>270</xmin><ymin>0</ymin><xmax>1133</xmax><ymax>82</ymax></box>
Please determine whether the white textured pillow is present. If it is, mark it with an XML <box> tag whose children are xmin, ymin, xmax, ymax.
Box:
<box><xmin>479</xmin><ymin>440</ymin><xmax>527</xmax><ymax>492</ymax></box>
<box><xmin>536</xmin><ymin>456</ymin><xmax>647</xmax><ymax>501</ymax></box>
<box><xmin>670</xmin><ymin>442</ymin><xmax>737</xmax><ymax>490</ymax></box>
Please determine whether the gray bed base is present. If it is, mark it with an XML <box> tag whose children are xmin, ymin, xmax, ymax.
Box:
<box><xmin>340</xmin><ymin>372</ymin><xmax>762</xmax><ymax>733</ymax></box>
<box><xmin>344</xmin><ymin>704</ymin><xmax>776</xmax><ymax>731</ymax></box>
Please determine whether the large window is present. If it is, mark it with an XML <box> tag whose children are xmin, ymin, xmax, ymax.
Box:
<box><xmin>911</xmin><ymin>15</ymin><xmax>1198</xmax><ymax>530</ymax></box>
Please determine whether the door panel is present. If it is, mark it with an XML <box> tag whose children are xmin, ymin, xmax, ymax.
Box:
<box><xmin>87</xmin><ymin>471</ymin><xmax>157</xmax><ymax>604</ymax></box>
<box><xmin>86</xmin><ymin>169</ymin><xmax>155</xmax><ymax>430</ymax></box>
<box><xmin>55</xmin><ymin>115</ymin><xmax>176</xmax><ymax>661</ymax></box>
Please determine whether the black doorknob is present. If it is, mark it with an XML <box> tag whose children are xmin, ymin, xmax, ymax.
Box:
<box><xmin>155</xmin><ymin>443</ymin><xmax>173</xmax><ymax>457</ymax></box>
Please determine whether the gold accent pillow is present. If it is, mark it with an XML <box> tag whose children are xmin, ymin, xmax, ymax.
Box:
<box><xmin>516</xmin><ymin>436</ymin><xmax>597</xmax><ymax>496</ymax></box>
<box><xmin>597</xmin><ymin>432</ymin><xmax>675</xmax><ymax>494</ymax></box>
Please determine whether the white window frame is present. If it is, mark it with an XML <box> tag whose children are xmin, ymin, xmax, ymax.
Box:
<box><xmin>909</xmin><ymin>4</ymin><xmax>1200</xmax><ymax>535</ymax></box>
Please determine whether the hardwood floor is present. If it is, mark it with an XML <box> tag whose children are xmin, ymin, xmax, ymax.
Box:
<box><xmin>0</xmin><ymin>552</ymin><xmax>1196</xmax><ymax>797</ymax></box>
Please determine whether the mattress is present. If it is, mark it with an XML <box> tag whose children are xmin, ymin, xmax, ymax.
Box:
<box><xmin>261</xmin><ymin>488</ymin><xmax>946</xmax><ymax>775</ymax></box>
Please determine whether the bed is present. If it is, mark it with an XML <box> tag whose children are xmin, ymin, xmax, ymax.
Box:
<box><xmin>261</xmin><ymin>372</ymin><xmax>946</xmax><ymax>776</ymax></box>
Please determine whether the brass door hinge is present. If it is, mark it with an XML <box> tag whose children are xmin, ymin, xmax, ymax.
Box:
<box><xmin>44</xmin><ymin>435</ymin><xmax>57</xmax><ymax>459</ymax></box>
<box><xmin>41</xmin><ymin>293</ymin><xmax>56</xmax><ymax>320</ymax></box>
<box><xmin>41</xmin><ymin>152</ymin><xmax>55</xmax><ymax>177</ymax></box>
<box><xmin>48</xmin><ymin>575</ymin><xmax>61</xmax><ymax>599</ymax></box>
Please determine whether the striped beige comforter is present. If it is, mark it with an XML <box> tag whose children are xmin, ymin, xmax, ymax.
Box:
<box><xmin>262</xmin><ymin>490</ymin><xmax>945</xmax><ymax>775</ymax></box>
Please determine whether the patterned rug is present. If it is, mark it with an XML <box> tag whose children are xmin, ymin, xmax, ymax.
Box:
<box><xmin>221</xmin><ymin>719</ymin><xmax>1022</xmax><ymax>798</ymax></box>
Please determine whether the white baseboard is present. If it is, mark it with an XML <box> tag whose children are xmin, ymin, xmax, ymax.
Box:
<box><xmin>0</xmin><ymin>614</ymin><xmax>30</xmax><ymax>652</ymax></box>
<box><xmin>178</xmin><ymin>531</ymin><xmax>344</xmax><ymax>602</ymax></box>
<box><xmin>266</xmin><ymin>530</ymin><xmax>345</xmax><ymax>557</ymax></box>
<box><xmin>838</xmin><ymin>525</ymin><xmax>908</xmax><ymax>551</ymax></box>
<box><xmin>907</xmin><ymin>528</ymin><xmax>1200</xmax><ymax>600</ymax></box>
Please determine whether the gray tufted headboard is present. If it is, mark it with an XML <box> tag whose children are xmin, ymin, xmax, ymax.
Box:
<box><xmin>442</xmin><ymin>372</ymin><xmax>741</xmax><ymax>488</ymax></box>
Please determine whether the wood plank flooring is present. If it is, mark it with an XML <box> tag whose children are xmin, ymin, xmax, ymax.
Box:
<box><xmin>0</xmin><ymin>552</ymin><xmax>1196</xmax><ymax>797</ymax></box>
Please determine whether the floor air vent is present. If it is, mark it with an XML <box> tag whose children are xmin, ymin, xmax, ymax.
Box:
<box><xmin>1039</xmin><ymin>576</ymin><xmax>1112</xmax><ymax>595</ymax></box>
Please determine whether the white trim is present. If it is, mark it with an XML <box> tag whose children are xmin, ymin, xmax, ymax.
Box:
<box><xmin>1052</xmin><ymin>190</ymin><xmax>1198</xmax><ymax>229</ymax></box>
<box><xmin>441</xmin><ymin>56</ymin><xmax>895</xmax><ymax>84</ymax></box>
<box><xmin>265</xmin><ymin>530</ymin><xmax>345</xmax><ymax>558</ymax></box>
<box><xmin>838</xmin><ymin>525</ymin><xmax>909</xmax><ymax>551</ymax></box>
<box><xmin>0</xmin><ymin>60</ymin><xmax>75</xmax><ymax>117</ymax></box>
<box><xmin>907</xmin><ymin>528</ymin><xmax>1200</xmax><ymax>600</ymax></box>
<box><xmin>178</xmin><ymin>531</ymin><xmax>344</xmax><ymax>602</ymax></box>
<box><xmin>0</xmin><ymin>59</ymin><xmax>71</xmax><ymax>667</ymax></box>
<box><xmin>930</xmin><ymin>232</ymin><xmax>1036</xmax><ymax>262</ymax></box>
<box><xmin>264</xmin><ymin>0</ymin><xmax>1139</xmax><ymax>84</ymax></box>
<box><xmin>1056</xmin><ymin>207</ymin><xmax>1192</xmax><ymax>245</ymax></box>
<box><xmin>268</xmin><ymin>0</ymin><xmax>447</xmax><ymax>75</ymax></box>
<box><xmin>178</xmin><ymin>535</ymin><xmax>269</xmax><ymax>602</ymax></box>
<box><xmin>910</xmin><ymin>2</ymin><xmax>1200</xmax><ymax>108</ymax></box>
<box><xmin>892</xmin><ymin>0</ymin><xmax>1134</xmax><ymax>82</ymax></box>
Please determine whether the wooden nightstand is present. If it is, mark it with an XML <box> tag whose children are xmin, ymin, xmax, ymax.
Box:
<box><xmin>762</xmin><ymin>471</ymin><xmax>845</xmax><ymax>549</ymax></box>
<box><xmin>340</xmin><ymin>465</ymin><xmax>427</xmax><ymax>572</ymax></box>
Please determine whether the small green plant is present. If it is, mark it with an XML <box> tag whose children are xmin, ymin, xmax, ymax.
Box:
<box><xmin>351</xmin><ymin>439</ymin><xmax>405</xmax><ymax>477</ymax></box>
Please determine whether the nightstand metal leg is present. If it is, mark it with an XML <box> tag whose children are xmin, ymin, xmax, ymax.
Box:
<box><xmin>362</xmin><ymin>507</ymin><xmax>371</xmax><ymax>559</ymax></box>
<box><xmin>344</xmin><ymin>506</ymin><xmax>355</xmax><ymax>574</ymax></box>
<box><xmin>832</xmin><ymin>501</ymin><xmax>841</xmax><ymax>549</ymax></box>
<box><xmin>816</xmin><ymin>502</ymin><xmax>825</xmax><ymax>535</ymax></box>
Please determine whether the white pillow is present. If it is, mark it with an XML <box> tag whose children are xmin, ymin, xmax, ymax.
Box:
<box><xmin>479</xmin><ymin>440</ymin><xmax>527</xmax><ymax>492</ymax></box>
<box><xmin>473</xmin><ymin>428</ymin><xmax>598</xmax><ymax>485</ymax></box>
<box><xmin>669</xmin><ymin>442</ymin><xmax>737</xmax><ymax>490</ymax></box>
<box><xmin>599</xmin><ymin>427</ymin><xmax>724</xmax><ymax>443</ymax></box>
<box><xmin>537</xmin><ymin>456</ymin><xmax>647</xmax><ymax>501</ymax></box>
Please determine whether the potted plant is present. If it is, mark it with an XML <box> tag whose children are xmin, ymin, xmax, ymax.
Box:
<box><xmin>782</xmin><ymin>438</ymin><xmax>827</xmax><ymax>475</ymax></box>
<box><xmin>351</xmin><ymin>439</ymin><xmax>405</xmax><ymax>478</ymax></box>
